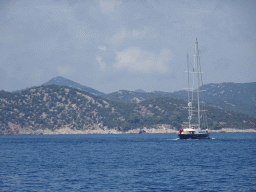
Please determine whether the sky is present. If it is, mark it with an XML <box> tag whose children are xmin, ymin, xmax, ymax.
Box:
<box><xmin>0</xmin><ymin>0</ymin><xmax>256</xmax><ymax>93</ymax></box>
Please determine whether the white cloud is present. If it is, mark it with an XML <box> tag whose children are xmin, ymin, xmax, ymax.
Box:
<box><xmin>113</xmin><ymin>47</ymin><xmax>173</xmax><ymax>73</ymax></box>
<box><xmin>98</xmin><ymin>46</ymin><xmax>106</xmax><ymax>51</ymax></box>
<box><xmin>96</xmin><ymin>56</ymin><xmax>106</xmax><ymax>70</ymax></box>
<box><xmin>98</xmin><ymin>0</ymin><xmax>121</xmax><ymax>14</ymax></box>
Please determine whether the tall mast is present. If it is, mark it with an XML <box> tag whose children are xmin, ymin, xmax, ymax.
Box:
<box><xmin>187</xmin><ymin>54</ymin><xmax>191</xmax><ymax>128</ymax></box>
<box><xmin>195</xmin><ymin>38</ymin><xmax>200</xmax><ymax>128</ymax></box>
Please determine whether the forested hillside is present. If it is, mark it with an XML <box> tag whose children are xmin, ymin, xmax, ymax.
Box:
<box><xmin>103</xmin><ymin>82</ymin><xmax>256</xmax><ymax>118</ymax></box>
<box><xmin>1</xmin><ymin>85</ymin><xmax>255</xmax><ymax>135</ymax></box>
<box><xmin>18</xmin><ymin>76</ymin><xmax>255</xmax><ymax>118</ymax></box>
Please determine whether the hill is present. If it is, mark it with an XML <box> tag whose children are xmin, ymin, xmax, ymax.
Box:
<box><xmin>42</xmin><ymin>76</ymin><xmax>104</xmax><ymax>96</ymax></box>
<box><xmin>0</xmin><ymin>85</ymin><xmax>255</xmax><ymax>135</ymax></box>
<box><xmin>12</xmin><ymin>77</ymin><xmax>256</xmax><ymax>117</ymax></box>
<box><xmin>102</xmin><ymin>90</ymin><xmax>166</xmax><ymax>103</ymax></box>
<box><xmin>134</xmin><ymin>89</ymin><xmax>147</xmax><ymax>93</ymax></box>
<box><xmin>171</xmin><ymin>82</ymin><xmax>256</xmax><ymax>117</ymax></box>
<box><xmin>103</xmin><ymin>82</ymin><xmax>256</xmax><ymax>118</ymax></box>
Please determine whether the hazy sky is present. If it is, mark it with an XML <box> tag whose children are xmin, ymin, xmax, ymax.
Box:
<box><xmin>1</xmin><ymin>0</ymin><xmax>255</xmax><ymax>93</ymax></box>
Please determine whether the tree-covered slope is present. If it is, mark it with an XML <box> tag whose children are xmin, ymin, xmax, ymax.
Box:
<box><xmin>14</xmin><ymin>77</ymin><xmax>255</xmax><ymax>117</ymax></box>
<box><xmin>171</xmin><ymin>82</ymin><xmax>256</xmax><ymax>117</ymax></box>
<box><xmin>102</xmin><ymin>90</ymin><xmax>168</xmax><ymax>103</ymax></box>
<box><xmin>138</xmin><ymin>98</ymin><xmax>256</xmax><ymax>130</ymax></box>
<box><xmin>103</xmin><ymin>82</ymin><xmax>256</xmax><ymax>118</ymax></box>
<box><xmin>0</xmin><ymin>85</ymin><xmax>255</xmax><ymax>135</ymax></box>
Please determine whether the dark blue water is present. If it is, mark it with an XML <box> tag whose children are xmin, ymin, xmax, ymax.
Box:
<box><xmin>1</xmin><ymin>133</ymin><xmax>255</xmax><ymax>191</ymax></box>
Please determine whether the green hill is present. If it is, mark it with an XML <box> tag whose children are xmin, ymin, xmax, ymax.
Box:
<box><xmin>1</xmin><ymin>85</ymin><xmax>255</xmax><ymax>135</ymax></box>
<box><xmin>14</xmin><ymin>77</ymin><xmax>255</xmax><ymax>118</ymax></box>
<box><xmin>103</xmin><ymin>82</ymin><xmax>256</xmax><ymax>118</ymax></box>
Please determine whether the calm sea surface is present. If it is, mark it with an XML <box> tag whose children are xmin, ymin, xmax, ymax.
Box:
<box><xmin>0</xmin><ymin>133</ymin><xmax>255</xmax><ymax>191</ymax></box>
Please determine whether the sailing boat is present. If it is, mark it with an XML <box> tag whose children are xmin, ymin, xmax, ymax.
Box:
<box><xmin>177</xmin><ymin>38</ymin><xmax>209</xmax><ymax>139</ymax></box>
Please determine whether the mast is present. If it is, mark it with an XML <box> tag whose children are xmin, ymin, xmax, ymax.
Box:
<box><xmin>186</xmin><ymin>38</ymin><xmax>202</xmax><ymax>129</ymax></box>
<box><xmin>195</xmin><ymin>38</ymin><xmax>200</xmax><ymax>128</ymax></box>
<box><xmin>187</xmin><ymin>54</ymin><xmax>191</xmax><ymax>128</ymax></box>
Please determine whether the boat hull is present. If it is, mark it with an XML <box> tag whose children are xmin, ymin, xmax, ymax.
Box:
<box><xmin>178</xmin><ymin>133</ymin><xmax>209</xmax><ymax>139</ymax></box>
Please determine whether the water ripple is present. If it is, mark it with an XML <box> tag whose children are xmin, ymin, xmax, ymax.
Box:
<box><xmin>0</xmin><ymin>133</ymin><xmax>256</xmax><ymax>191</ymax></box>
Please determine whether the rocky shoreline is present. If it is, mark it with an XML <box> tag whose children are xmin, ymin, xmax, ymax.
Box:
<box><xmin>29</xmin><ymin>128</ymin><xmax>256</xmax><ymax>135</ymax></box>
<box><xmin>2</xmin><ymin>123</ymin><xmax>256</xmax><ymax>135</ymax></box>
<box><xmin>208</xmin><ymin>128</ymin><xmax>256</xmax><ymax>133</ymax></box>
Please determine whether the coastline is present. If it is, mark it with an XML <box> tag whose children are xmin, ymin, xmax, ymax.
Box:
<box><xmin>5</xmin><ymin>124</ymin><xmax>179</xmax><ymax>135</ymax></box>
<box><xmin>208</xmin><ymin>128</ymin><xmax>256</xmax><ymax>133</ymax></box>
<box><xmin>2</xmin><ymin>123</ymin><xmax>256</xmax><ymax>135</ymax></box>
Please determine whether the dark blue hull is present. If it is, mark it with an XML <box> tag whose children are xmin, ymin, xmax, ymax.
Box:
<box><xmin>178</xmin><ymin>134</ymin><xmax>209</xmax><ymax>139</ymax></box>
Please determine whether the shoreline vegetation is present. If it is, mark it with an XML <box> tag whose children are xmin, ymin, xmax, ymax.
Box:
<box><xmin>3</xmin><ymin>123</ymin><xmax>256</xmax><ymax>135</ymax></box>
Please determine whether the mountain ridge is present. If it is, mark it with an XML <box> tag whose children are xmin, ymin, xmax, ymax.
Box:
<box><xmin>12</xmin><ymin>76</ymin><xmax>256</xmax><ymax>117</ymax></box>
<box><xmin>42</xmin><ymin>76</ymin><xmax>104</xmax><ymax>96</ymax></box>
<box><xmin>1</xmin><ymin>84</ymin><xmax>255</xmax><ymax>135</ymax></box>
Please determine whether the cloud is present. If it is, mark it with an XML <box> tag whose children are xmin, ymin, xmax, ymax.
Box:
<box><xmin>107</xmin><ymin>28</ymin><xmax>148</xmax><ymax>45</ymax></box>
<box><xmin>96</xmin><ymin>56</ymin><xmax>106</xmax><ymax>70</ymax></box>
<box><xmin>97</xmin><ymin>0</ymin><xmax>121</xmax><ymax>14</ymax></box>
<box><xmin>98</xmin><ymin>45</ymin><xmax>106</xmax><ymax>51</ymax></box>
<box><xmin>113</xmin><ymin>47</ymin><xmax>173</xmax><ymax>73</ymax></box>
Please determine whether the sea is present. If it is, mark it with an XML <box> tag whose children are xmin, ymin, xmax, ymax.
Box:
<box><xmin>0</xmin><ymin>133</ymin><xmax>255</xmax><ymax>192</ymax></box>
